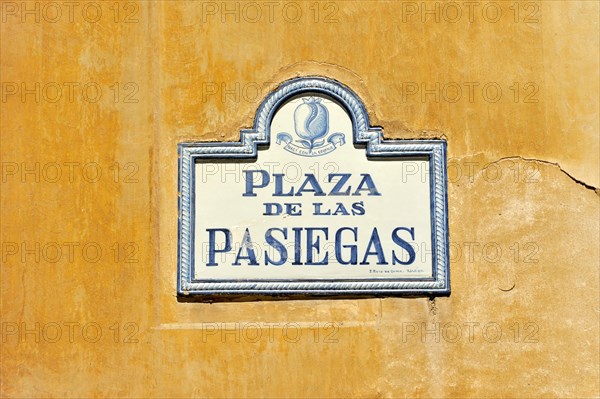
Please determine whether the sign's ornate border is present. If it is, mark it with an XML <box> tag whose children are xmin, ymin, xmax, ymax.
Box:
<box><xmin>178</xmin><ymin>76</ymin><xmax>450</xmax><ymax>296</ymax></box>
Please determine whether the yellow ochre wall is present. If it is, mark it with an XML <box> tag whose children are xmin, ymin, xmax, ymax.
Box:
<box><xmin>1</xmin><ymin>1</ymin><xmax>599</xmax><ymax>397</ymax></box>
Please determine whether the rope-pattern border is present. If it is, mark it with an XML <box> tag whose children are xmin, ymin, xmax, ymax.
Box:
<box><xmin>178</xmin><ymin>77</ymin><xmax>450</xmax><ymax>295</ymax></box>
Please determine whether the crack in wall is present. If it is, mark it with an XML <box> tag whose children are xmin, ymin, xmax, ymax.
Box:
<box><xmin>375</xmin><ymin>133</ymin><xmax>598</xmax><ymax>194</ymax></box>
<box><xmin>428</xmin><ymin>297</ymin><xmax>438</xmax><ymax>316</ymax></box>
<box><xmin>446</xmin><ymin>152</ymin><xmax>598</xmax><ymax>195</ymax></box>
<box><xmin>479</xmin><ymin>155</ymin><xmax>599</xmax><ymax>194</ymax></box>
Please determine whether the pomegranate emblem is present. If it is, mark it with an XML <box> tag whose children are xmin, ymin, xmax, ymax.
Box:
<box><xmin>276</xmin><ymin>96</ymin><xmax>346</xmax><ymax>157</ymax></box>
<box><xmin>294</xmin><ymin>98</ymin><xmax>329</xmax><ymax>150</ymax></box>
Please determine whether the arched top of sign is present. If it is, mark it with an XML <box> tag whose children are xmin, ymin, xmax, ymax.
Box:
<box><xmin>252</xmin><ymin>76</ymin><xmax>382</xmax><ymax>148</ymax></box>
<box><xmin>181</xmin><ymin>77</ymin><xmax>385</xmax><ymax>158</ymax></box>
<box><xmin>180</xmin><ymin>76</ymin><xmax>444</xmax><ymax>160</ymax></box>
<box><xmin>178</xmin><ymin>76</ymin><xmax>450</xmax><ymax>297</ymax></box>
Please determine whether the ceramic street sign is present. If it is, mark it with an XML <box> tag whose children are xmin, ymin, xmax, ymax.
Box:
<box><xmin>178</xmin><ymin>77</ymin><xmax>450</xmax><ymax>296</ymax></box>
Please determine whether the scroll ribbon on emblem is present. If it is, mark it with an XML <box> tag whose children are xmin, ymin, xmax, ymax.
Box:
<box><xmin>327</xmin><ymin>133</ymin><xmax>345</xmax><ymax>148</ymax></box>
<box><xmin>276</xmin><ymin>132</ymin><xmax>293</xmax><ymax>146</ymax></box>
<box><xmin>277</xmin><ymin>131</ymin><xmax>345</xmax><ymax>157</ymax></box>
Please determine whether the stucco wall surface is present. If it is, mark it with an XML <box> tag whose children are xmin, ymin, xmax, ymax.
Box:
<box><xmin>1</xmin><ymin>1</ymin><xmax>599</xmax><ymax>397</ymax></box>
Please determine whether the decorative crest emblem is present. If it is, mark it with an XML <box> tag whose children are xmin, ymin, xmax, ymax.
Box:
<box><xmin>276</xmin><ymin>97</ymin><xmax>345</xmax><ymax>157</ymax></box>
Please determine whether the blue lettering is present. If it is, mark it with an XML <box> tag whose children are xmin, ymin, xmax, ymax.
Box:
<box><xmin>296</xmin><ymin>174</ymin><xmax>326</xmax><ymax>196</ymax></box>
<box><xmin>305</xmin><ymin>227</ymin><xmax>328</xmax><ymax>265</ymax></box>
<box><xmin>243</xmin><ymin>170</ymin><xmax>269</xmax><ymax>197</ymax></box>
<box><xmin>265</xmin><ymin>228</ymin><xmax>288</xmax><ymax>266</ymax></box>
<box><xmin>313</xmin><ymin>203</ymin><xmax>331</xmax><ymax>216</ymax></box>
<box><xmin>360</xmin><ymin>228</ymin><xmax>388</xmax><ymax>265</ymax></box>
<box><xmin>206</xmin><ymin>228</ymin><xmax>232</xmax><ymax>266</ymax></box>
<box><xmin>292</xmin><ymin>227</ymin><xmax>303</xmax><ymax>265</ymax></box>
<box><xmin>353</xmin><ymin>174</ymin><xmax>381</xmax><ymax>196</ymax></box>
<box><xmin>391</xmin><ymin>227</ymin><xmax>416</xmax><ymax>265</ymax></box>
<box><xmin>335</xmin><ymin>227</ymin><xmax>358</xmax><ymax>265</ymax></box>
<box><xmin>351</xmin><ymin>201</ymin><xmax>365</xmax><ymax>215</ymax></box>
<box><xmin>232</xmin><ymin>228</ymin><xmax>259</xmax><ymax>265</ymax></box>
<box><xmin>274</xmin><ymin>174</ymin><xmax>294</xmax><ymax>196</ymax></box>
<box><xmin>263</xmin><ymin>202</ymin><xmax>282</xmax><ymax>216</ymax></box>
<box><xmin>328</xmin><ymin>173</ymin><xmax>352</xmax><ymax>195</ymax></box>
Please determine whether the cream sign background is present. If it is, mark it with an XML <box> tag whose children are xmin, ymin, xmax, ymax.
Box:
<box><xmin>178</xmin><ymin>77</ymin><xmax>449</xmax><ymax>296</ymax></box>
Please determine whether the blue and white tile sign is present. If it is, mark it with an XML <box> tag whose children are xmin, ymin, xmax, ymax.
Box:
<box><xmin>178</xmin><ymin>77</ymin><xmax>450</xmax><ymax>296</ymax></box>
